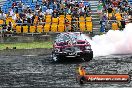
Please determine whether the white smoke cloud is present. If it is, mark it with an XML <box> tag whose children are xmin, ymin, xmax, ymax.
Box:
<box><xmin>84</xmin><ymin>23</ymin><xmax>132</xmax><ymax>57</ymax></box>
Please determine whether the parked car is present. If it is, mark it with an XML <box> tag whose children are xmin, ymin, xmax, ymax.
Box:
<box><xmin>52</xmin><ymin>32</ymin><xmax>93</xmax><ymax>62</ymax></box>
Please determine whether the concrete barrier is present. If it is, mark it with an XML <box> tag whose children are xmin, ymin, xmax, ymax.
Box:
<box><xmin>0</xmin><ymin>35</ymin><xmax>52</xmax><ymax>43</ymax></box>
<box><xmin>0</xmin><ymin>48</ymin><xmax>52</xmax><ymax>56</ymax></box>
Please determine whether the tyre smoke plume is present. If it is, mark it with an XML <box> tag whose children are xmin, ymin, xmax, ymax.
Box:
<box><xmin>83</xmin><ymin>23</ymin><xmax>132</xmax><ymax>57</ymax></box>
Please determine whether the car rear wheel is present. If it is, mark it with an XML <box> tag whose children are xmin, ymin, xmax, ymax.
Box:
<box><xmin>52</xmin><ymin>53</ymin><xmax>60</xmax><ymax>62</ymax></box>
<box><xmin>89</xmin><ymin>52</ymin><xmax>93</xmax><ymax>60</ymax></box>
<box><xmin>84</xmin><ymin>52</ymin><xmax>93</xmax><ymax>61</ymax></box>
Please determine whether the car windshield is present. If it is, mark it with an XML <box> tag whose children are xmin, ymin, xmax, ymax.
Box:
<box><xmin>70</xmin><ymin>33</ymin><xmax>84</xmax><ymax>40</ymax></box>
<box><xmin>56</xmin><ymin>34</ymin><xmax>71</xmax><ymax>43</ymax></box>
<box><xmin>55</xmin><ymin>33</ymin><xmax>85</xmax><ymax>43</ymax></box>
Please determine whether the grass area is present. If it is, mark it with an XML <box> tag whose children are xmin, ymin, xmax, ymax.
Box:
<box><xmin>0</xmin><ymin>41</ymin><xmax>53</xmax><ymax>50</ymax></box>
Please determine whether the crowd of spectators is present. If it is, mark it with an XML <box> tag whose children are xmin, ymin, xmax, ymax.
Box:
<box><xmin>0</xmin><ymin>0</ymin><xmax>91</xmax><ymax>23</ymax></box>
<box><xmin>98</xmin><ymin>0</ymin><xmax>132</xmax><ymax>33</ymax></box>
<box><xmin>0</xmin><ymin>0</ymin><xmax>92</xmax><ymax>35</ymax></box>
<box><xmin>0</xmin><ymin>0</ymin><xmax>131</xmax><ymax>36</ymax></box>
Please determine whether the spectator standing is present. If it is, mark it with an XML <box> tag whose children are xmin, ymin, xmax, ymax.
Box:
<box><xmin>71</xmin><ymin>16</ymin><xmax>77</xmax><ymax>32</ymax></box>
<box><xmin>84</xmin><ymin>5</ymin><xmax>91</xmax><ymax>16</ymax></box>
<box><xmin>2</xmin><ymin>24</ymin><xmax>7</xmax><ymax>37</ymax></box>
<box><xmin>7</xmin><ymin>21</ymin><xmax>12</xmax><ymax>32</ymax></box>
<box><xmin>100</xmin><ymin>20</ymin><xmax>106</xmax><ymax>34</ymax></box>
<box><xmin>97</xmin><ymin>2</ymin><xmax>103</xmax><ymax>18</ymax></box>
<box><xmin>120</xmin><ymin>18</ymin><xmax>126</xmax><ymax>30</ymax></box>
<box><xmin>65</xmin><ymin>18</ymin><xmax>70</xmax><ymax>32</ymax></box>
<box><xmin>31</xmin><ymin>13</ymin><xmax>36</xmax><ymax>24</ymax></box>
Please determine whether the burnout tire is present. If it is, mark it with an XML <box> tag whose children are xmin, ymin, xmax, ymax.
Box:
<box><xmin>84</xmin><ymin>51</ymin><xmax>93</xmax><ymax>61</ymax></box>
<box><xmin>89</xmin><ymin>51</ymin><xmax>93</xmax><ymax>60</ymax></box>
<box><xmin>52</xmin><ymin>52</ymin><xmax>60</xmax><ymax>62</ymax></box>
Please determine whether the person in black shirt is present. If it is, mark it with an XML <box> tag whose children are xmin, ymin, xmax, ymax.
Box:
<box><xmin>2</xmin><ymin>24</ymin><xmax>7</xmax><ymax>37</ymax></box>
<box><xmin>31</xmin><ymin>14</ymin><xmax>35</xmax><ymax>25</ymax></box>
<box><xmin>7</xmin><ymin>21</ymin><xmax>12</xmax><ymax>32</ymax></box>
<box><xmin>16</xmin><ymin>17</ymin><xmax>22</xmax><ymax>26</ymax></box>
<box><xmin>107</xmin><ymin>6</ymin><xmax>113</xmax><ymax>13</ymax></box>
<box><xmin>120</xmin><ymin>19</ymin><xmax>126</xmax><ymax>29</ymax></box>
<box><xmin>71</xmin><ymin>16</ymin><xmax>77</xmax><ymax>32</ymax></box>
<box><xmin>22</xmin><ymin>17</ymin><xmax>28</xmax><ymax>26</ymax></box>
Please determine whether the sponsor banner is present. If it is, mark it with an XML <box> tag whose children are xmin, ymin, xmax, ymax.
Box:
<box><xmin>85</xmin><ymin>74</ymin><xmax>130</xmax><ymax>83</ymax></box>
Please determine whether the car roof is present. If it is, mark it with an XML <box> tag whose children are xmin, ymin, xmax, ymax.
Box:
<box><xmin>55</xmin><ymin>32</ymin><xmax>86</xmax><ymax>42</ymax></box>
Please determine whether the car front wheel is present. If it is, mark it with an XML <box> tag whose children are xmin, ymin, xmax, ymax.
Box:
<box><xmin>52</xmin><ymin>53</ymin><xmax>60</xmax><ymax>62</ymax></box>
<box><xmin>84</xmin><ymin>52</ymin><xmax>93</xmax><ymax>61</ymax></box>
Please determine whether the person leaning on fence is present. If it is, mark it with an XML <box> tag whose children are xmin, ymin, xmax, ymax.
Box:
<box><xmin>1</xmin><ymin>24</ymin><xmax>7</xmax><ymax>37</ymax></box>
<box><xmin>120</xmin><ymin>18</ymin><xmax>126</xmax><ymax>30</ymax></box>
<box><xmin>71</xmin><ymin>16</ymin><xmax>77</xmax><ymax>32</ymax></box>
<box><xmin>65</xmin><ymin>18</ymin><xmax>70</xmax><ymax>32</ymax></box>
<box><xmin>100</xmin><ymin>20</ymin><xmax>106</xmax><ymax>34</ymax></box>
<box><xmin>7</xmin><ymin>21</ymin><xmax>12</xmax><ymax>33</ymax></box>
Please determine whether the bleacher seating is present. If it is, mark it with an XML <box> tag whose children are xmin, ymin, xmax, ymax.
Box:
<box><xmin>128</xmin><ymin>0</ymin><xmax>132</xmax><ymax>5</ymax></box>
<box><xmin>16</xmin><ymin>26</ymin><xmax>21</xmax><ymax>33</ymax></box>
<box><xmin>0</xmin><ymin>0</ymin><xmax>131</xmax><ymax>34</ymax></box>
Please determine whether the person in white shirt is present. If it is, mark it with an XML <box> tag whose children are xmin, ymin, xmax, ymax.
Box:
<box><xmin>46</xmin><ymin>8</ymin><xmax>53</xmax><ymax>15</ymax></box>
<box><xmin>8</xmin><ymin>8</ymin><xmax>14</xmax><ymax>16</ymax></box>
<box><xmin>12</xmin><ymin>13</ymin><xmax>17</xmax><ymax>20</ymax></box>
<box><xmin>0</xmin><ymin>12</ymin><xmax>6</xmax><ymax>20</ymax></box>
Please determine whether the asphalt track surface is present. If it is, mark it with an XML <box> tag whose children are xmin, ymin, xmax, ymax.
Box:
<box><xmin>0</xmin><ymin>52</ymin><xmax>132</xmax><ymax>88</ymax></box>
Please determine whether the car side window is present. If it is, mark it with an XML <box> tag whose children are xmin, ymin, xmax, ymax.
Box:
<box><xmin>62</xmin><ymin>35</ymin><xmax>71</xmax><ymax>42</ymax></box>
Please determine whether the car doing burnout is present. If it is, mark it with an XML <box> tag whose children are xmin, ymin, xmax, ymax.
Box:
<box><xmin>52</xmin><ymin>32</ymin><xmax>93</xmax><ymax>62</ymax></box>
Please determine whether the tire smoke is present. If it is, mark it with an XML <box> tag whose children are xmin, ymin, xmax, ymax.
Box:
<box><xmin>83</xmin><ymin>23</ymin><xmax>132</xmax><ymax>57</ymax></box>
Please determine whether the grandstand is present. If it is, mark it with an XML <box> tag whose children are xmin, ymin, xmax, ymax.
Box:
<box><xmin>0</xmin><ymin>0</ymin><xmax>131</xmax><ymax>37</ymax></box>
